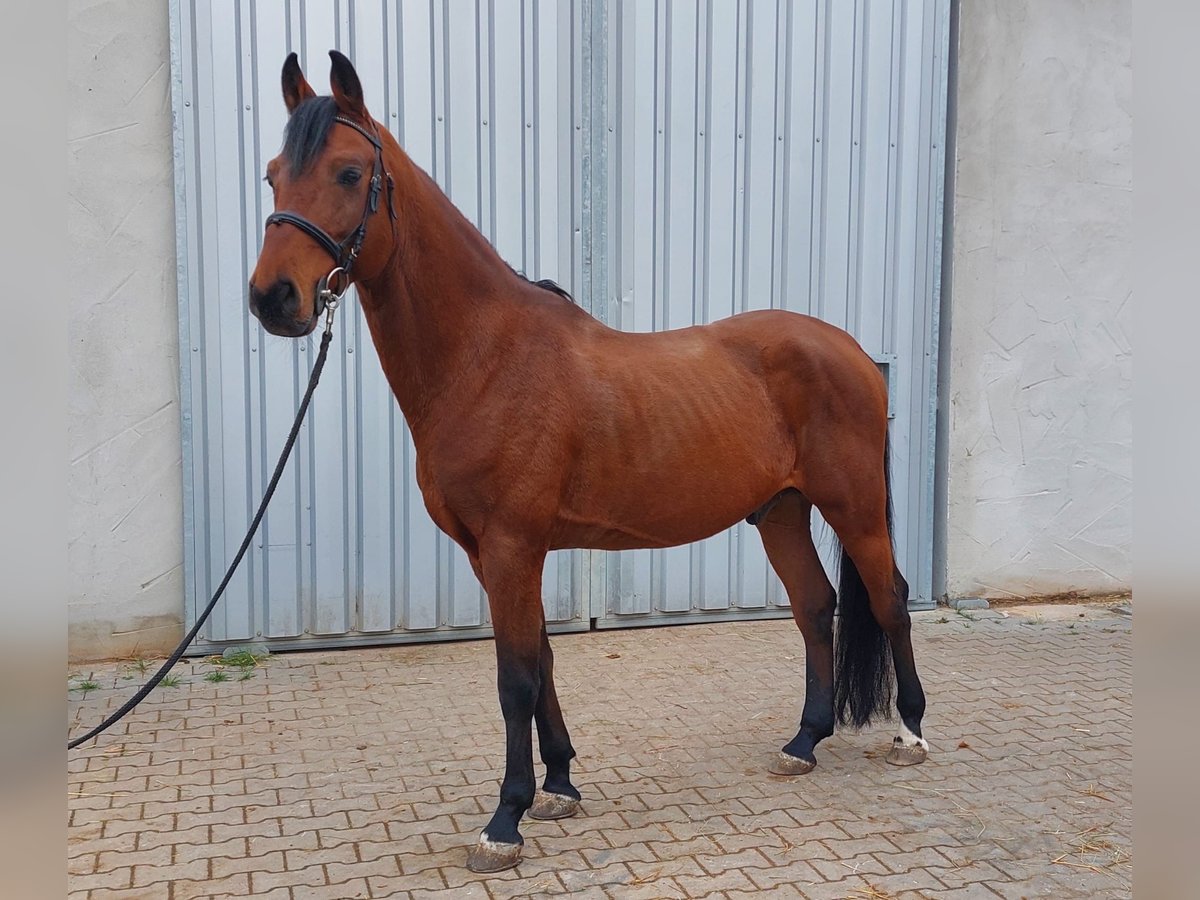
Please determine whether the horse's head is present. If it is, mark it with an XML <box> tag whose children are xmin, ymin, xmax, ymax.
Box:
<box><xmin>249</xmin><ymin>51</ymin><xmax>395</xmax><ymax>337</ymax></box>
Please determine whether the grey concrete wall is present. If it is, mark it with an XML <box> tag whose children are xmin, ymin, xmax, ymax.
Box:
<box><xmin>938</xmin><ymin>0</ymin><xmax>1132</xmax><ymax>600</ymax></box>
<box><xmin>69</xmin><ymin>0</ymin><xmax>184</xmax><ymax>660</ymax></box>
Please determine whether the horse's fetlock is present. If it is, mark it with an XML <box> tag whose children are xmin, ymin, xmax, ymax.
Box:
<box><xmin>806</xmin><ymin>715</ymin><xmax>835</xmax><ymax>742</ymax></box>
<box><xmin>499</xmin><ymin>781</ymin><xmax>536</xmax><ymax>811</ymax></box>
<box><xmin>898</xmin><ymin>690</ymin><xmax>926</xmax><ymax>726</ymax></box>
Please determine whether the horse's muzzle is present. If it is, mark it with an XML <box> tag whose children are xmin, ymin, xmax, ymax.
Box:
<box><xmin>248</xmin><ymin>278</ymin><xmax>317</xmax><ymax>337</ymax></box>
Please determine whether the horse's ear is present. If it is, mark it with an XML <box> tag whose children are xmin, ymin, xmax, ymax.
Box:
<box><xmin>329</xmin><ymin>50</ymin><xmax>367</xmax><ymax>118</ymax></box>
<box><xmin>282</xmin><ymin>52</ymin><xmax>316</xmax><ymax>114</ymax></box>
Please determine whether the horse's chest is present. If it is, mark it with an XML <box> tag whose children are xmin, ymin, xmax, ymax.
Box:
<box><xmin>412</xmin><ymin>447</ymin><xmax>502</xmax><ymax>534</ymax></box>
<box><xmin>413</xmin><ymin>456</ymin><xmax>460</xmax><ymax>530</ymax></box>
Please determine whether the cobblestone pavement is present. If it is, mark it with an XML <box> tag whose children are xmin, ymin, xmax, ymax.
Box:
<box><xmin>68</xmin><ymin>602</ymin><xmax>1132</xmax><ymax>899</ymax></box>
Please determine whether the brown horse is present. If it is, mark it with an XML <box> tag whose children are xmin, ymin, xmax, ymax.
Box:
<box><xmin>249</xmin><ymin>51</ymin><xmax>928</xmax><ymax>873</ymax></box>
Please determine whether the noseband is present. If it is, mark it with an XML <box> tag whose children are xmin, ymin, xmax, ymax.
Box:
<box><xmin>264</xmin><ymin>115</ymin><xmax>397</xmax><ymax>294</ymax></box>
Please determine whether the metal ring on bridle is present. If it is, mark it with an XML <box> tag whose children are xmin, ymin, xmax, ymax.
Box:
<box><xmin>320</xmin><ymin>266</ymin><xmax>350</xmax><ymax>306</ymax></box>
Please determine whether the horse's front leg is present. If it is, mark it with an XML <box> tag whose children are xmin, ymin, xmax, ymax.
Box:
<box><xmin>466</xmin><ymin>538</ymin><xmax>546</xmax><ymax>874</ymax></box>
<box><xmin>529</xmin><ymin>624</ymin><xmax>582</xmax><ymax>820</ymax></box>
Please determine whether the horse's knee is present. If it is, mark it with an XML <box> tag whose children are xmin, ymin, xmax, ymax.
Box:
<box><xmin>815</xmin><ymin>589</ymin><xmax>837</xmax><ymax>629</ymax></box>
<box><xmin>497</xmin><ymin>656</ymin><xmax>539</xmax><ymax>717</ymax></box>
<box><xmin>796</xmin><ymin>596</ymin><xmax>835</xmax><ymax>639</ymax></box>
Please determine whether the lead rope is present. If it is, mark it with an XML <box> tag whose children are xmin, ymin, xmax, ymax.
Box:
<box><xmin>69</xmin><ymin>290</ymin><xmax>343</xmax><ymax>751</ymax></box>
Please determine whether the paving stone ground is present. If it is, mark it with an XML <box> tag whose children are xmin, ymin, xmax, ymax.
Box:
<box><xmin>68</xmin><ymin>602</ymin><xmax>1132</xmax><ymax>899</ymax></box>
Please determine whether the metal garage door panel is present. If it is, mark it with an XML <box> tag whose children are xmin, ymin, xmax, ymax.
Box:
<box><xmin>172</xmin><ymin>0</ymin><xmax>948</xmax><ymax>648</ymax></box>
<box><xmin>596</xmin><ymin>0</ymin><xmax>948</xmax><ymax>625</ymax></box>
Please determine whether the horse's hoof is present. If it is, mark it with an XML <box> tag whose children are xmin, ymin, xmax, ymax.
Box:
<box><xmin>465</xmin><ymin>835</ymin><xmax>523</xmax><ymax>873</ymax></box>
<box><xmin>768</xmin><ymin>751</ymin><xmax>817</xmax><ymax>776</ymax></box>
<box><xmin>528</xmin><ymin>790</ymin><xmax>581</xmax><ymax>820</ymax></box>
<box><xmin>885</xmin><ymin>741</ymin><xmax>929</xmax><ymax>767</ymax></box>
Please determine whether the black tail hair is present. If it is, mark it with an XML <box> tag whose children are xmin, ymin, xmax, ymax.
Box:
<box><xmin>832</xmin><ymin>436</ymin><xmax>896</xmax><ymax>728</ymax></box>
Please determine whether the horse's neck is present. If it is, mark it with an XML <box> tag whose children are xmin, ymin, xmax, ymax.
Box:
<box><xmin>356</xmin><ymin>156</ymin><xmax>519</xmax><ymax>432</ymax></box>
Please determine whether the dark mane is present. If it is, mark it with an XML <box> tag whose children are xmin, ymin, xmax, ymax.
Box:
<box><xmin>528</xmin><ymin>277</ymin><xmax>576</xmax><ymax>304</ymax></box>
<box><xmin>510</xmin><ymin>267</ymin><xmax>576</xmax><ymax>305</ymax></box>
<box><xmin>282</xmin><ymin>96</ymin><xmax>339</xmax><ymax>174</ymax></box>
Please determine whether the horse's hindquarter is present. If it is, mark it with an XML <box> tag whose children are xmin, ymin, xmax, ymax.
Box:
<box><xmin>552</xmin><ymin>312</ymin><xmax>827</xmax><ymax>550</ymax></box>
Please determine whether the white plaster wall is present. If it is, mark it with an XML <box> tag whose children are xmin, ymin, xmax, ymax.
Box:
<box><xmin>69</xmin><ymin>0</ymin><xmax>184</xmax><ymax>659</ymax></box>
<box><xmin>940</xmin><ymin>0</ymin><xmax>1132</xmax><ymax>599</ymax></box>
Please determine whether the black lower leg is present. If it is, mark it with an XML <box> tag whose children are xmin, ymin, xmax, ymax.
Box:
<box><xmin>888</xmin><ymin>573</ymin><xmax>926</xmax><ymax>738</ymax></box>
<box><xmin>783</xmin><ymin>615</ymin><xmax>836</xmax><ymax>762</ymax></box>
<box><xmin>482</xmin><ymin>649</ymin><xmax>539</xmax><ymax>845</ymax></box>
<box><xmin>534</xmin><ymin>628</ymin><xmax>580</xmax><ymax>799</ymax></box>
<box><xmin>754</xmin><ymin>500</ymin><xmax>838</xmax><ymax>768</ymax></box>
<box><xmin>892</xmin><ymin>639</ymin><xmax>926</xmax><ymax>739</ymax></box>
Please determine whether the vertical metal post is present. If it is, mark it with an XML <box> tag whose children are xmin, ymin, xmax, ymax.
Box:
<box><xmin>581</xmin><ymin>0</ymin><xmax>610</xmax><ymax>620</ymax></box>
<box><xmin>580</xmin><ymin>0</ymin><xmax>609</xmax><ymax>326</ymax></box>
<box><xmin>920</xmin><ymin>0</ymin><xmax>954</xmax><ymax>609</ymax></box>
<box><xmin>168</xmin><ymin>0</ymin><xmax>200</xmax><ymax>640</ymax></box>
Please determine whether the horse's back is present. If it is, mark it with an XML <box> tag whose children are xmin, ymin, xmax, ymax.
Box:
<box><xmin>591</xmin><ymin>308</ymin><xmax>875</xmax><ymax>371</ymax></box>
<box><xmin>705</xmin><ymin>308</ymin><xmax>877</xmax><ymax>370</ymax></box>
<box><xmin>586</xmin><ymin>308</ymin><xmax>885</xmax><ymax>420</ymax></box>
<box><xmin>542</xmin><ymin>308</ymin><xmax>885</xmax><ymax>549</ymax></box>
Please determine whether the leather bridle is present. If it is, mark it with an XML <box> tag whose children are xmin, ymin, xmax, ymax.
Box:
<box><xmin>264</xmin><ymin>114</ymin><xmax>396</xmax><ymax>306</ymax></box>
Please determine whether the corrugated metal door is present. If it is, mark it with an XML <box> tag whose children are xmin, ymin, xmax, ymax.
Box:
<box><xmin>170</xmin><ymin>0</ymin><xmax>948</xmax><ymax>651</ymax></box>
<box><xmin>593</xmin><ymin>0</ymin><xmax>949</xmax><ymax>626</ymax></box>
<box><xmin>171</xmin><ymin>0</ymin><xmax>588</xmax><ymax>652</ymax></box>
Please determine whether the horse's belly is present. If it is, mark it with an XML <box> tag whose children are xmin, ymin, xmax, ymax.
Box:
<box><xmin>553</xmin><ymin>511</ymin><xmax>756</xmax><ymax>552</ymax></box>
<box><xmin>553</xmin><ymin>424</ymin><xmax>792</xmax><ymax>551</ymax></box>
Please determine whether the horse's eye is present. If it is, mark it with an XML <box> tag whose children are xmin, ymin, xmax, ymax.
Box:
<box><xmin>338</xmin><ymin>169</ymin><xmax>362</xmax><ymax>186</ymax></box>
<box><xmin>263</xmin><ymin>174</ymin><xmax>274</xmax><ymax>188</ymax></box>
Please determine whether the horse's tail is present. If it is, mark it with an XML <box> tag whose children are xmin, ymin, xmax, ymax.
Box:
<box><xmin>832</xmin><ymin>436</ymin><xmax>896</xmax><ymax>729</ymax></box>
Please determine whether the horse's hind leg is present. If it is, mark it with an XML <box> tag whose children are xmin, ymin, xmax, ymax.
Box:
<box><xmin>755</xmin><ymin>490</ymin><xmax>837</xmax><ymax>775</ymax></box>
<box><xmin>528</xmin><ymin>624</ymin><xmax>582</xmax><ymax>819</ymax></box>
<box><xmin>817</xmin><ymin>475</ymin><xmax>929</xmax><ymax>767</ymax></box>
<box><xmin>882</xmin><ymin>568</ymin><xmax>927</xmax><ymax>765</ymax></box>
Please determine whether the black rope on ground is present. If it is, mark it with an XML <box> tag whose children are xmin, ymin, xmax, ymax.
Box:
<box><xmin>68</xmin><ymin>329</ymin><xmax>335</xmax><ymax>751</ymax></box>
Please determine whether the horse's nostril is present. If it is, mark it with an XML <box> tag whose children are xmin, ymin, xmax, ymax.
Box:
<box><xmin>251</xmin><ymin>279</ymin><xmax>300</xmax><ymax>320</ymax></box>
